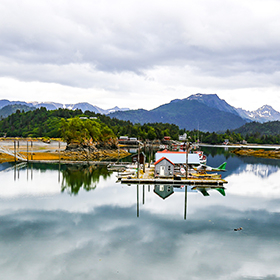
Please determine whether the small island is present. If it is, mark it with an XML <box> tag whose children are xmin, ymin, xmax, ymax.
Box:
<box><xmin>231</xmin><ymin>148</ymin><xmax>280</xmax><ymax>159</ymax></box>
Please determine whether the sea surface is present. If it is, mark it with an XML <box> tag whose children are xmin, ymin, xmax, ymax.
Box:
<box><xmin>1</xmin><ymin>147</ymin><xmax>280</xmax><ymax>280</ymax></box>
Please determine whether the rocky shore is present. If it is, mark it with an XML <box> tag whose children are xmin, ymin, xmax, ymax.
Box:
<box><xmin>231</xmin><ymin>148</ymin><xmax>280</xmax><ymax>159</ymax></box>
<box><xmin>0</xmin><ymin>138</ymin><xmax>130</xmax><ymax>162</ymax></box>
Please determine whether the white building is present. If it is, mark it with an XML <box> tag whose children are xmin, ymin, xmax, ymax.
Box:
<box><xmin>155</xmin><ymin>150</ymin><xmax>200</xmax><ymax>165</ymax></box>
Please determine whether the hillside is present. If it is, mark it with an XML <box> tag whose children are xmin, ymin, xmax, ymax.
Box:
<box><xmin>0</xmin><ymin>104</ymin><xmax>36</xmax><ymax>119</ymax></box>
<box><xmin>234</xmin><ymin>121</ymin><xmax>280</xmax><ymax>136</ymax></box>
<box><xmin>110</xmin><ymin>99</ymin><xmax>247</xmax><ymax>132</ymax></box>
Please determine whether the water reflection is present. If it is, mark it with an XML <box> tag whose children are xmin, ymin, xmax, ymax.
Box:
<box><xmin>61</xmin><ymin>165</ymin><xmax>111</xmax><ymax>195</ymax></box>
<box><xmin>1</xmin><ymin>151</ymin><xmax>280</xmax><ymax>279</ymax></box>
<box><xmin>134</xmin><ymin>184</ymin><xmax>226</xmax><ymax>219</ymax></box>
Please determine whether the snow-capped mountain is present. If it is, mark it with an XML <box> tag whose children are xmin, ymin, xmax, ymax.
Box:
<box><xmin>236</xmin><ymin>105</ymin><xmax>280</xmax><ymax>123</ymax></box>
<box><xmin>0</xmin><ymin>100</ymin><xmax>129</xmax><ymax>114</ymax></box>
<box><xmin>185</xmin><ymin>94</ymin><xmax>280</xmax><ymax>123</ymax></box>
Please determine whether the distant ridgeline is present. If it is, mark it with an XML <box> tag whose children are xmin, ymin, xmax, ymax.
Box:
<box><xmin>2</xmin><ymin>94</ymin><xmax>280</xmax><ymax>133</ymax></box>
<box><xmin>0</xmin><ymin>104</ymin><xmax>36</xmax><ymax>119</ymax></box>
<box><xmin>109</xmin><ymin>99</ymin><xmax>247</xmax><ymax>132</ymax></box>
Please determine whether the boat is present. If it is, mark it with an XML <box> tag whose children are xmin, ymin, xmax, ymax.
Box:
<box><xmin>116</xmin><ymin>168</ymin><xmax>138</xmax><ymax>180</ymax></box>
<box><xmin>193</xmin><ymin>151</ymin><xmax>207</xmax><ymax>164</ymax></box>
<box><xmin>189</xmin><ymin>172</ymin><xmax>221</xmax><ymax>179</ymax></box>
<box><xmin>107</xmin><ymin>163</ymin><xmax>128</xmax><ymax>171</ymax></box>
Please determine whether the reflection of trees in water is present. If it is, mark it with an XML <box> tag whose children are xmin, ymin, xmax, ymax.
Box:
<box><xmin>61</xmin><ymin>165</ymin><xmax>111</xmax><ymax>195</ymax></box>
<box><xmin>201</xmin><ymin>147</ymin><xmax>235</xmax><ymax>159</ymax></box>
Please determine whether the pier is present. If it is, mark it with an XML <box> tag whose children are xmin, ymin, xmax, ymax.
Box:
<box><xmin>119</xmin><ymin>165</ymin><xmax>227</xmax><ymax>186</ymax></box>
<box><xmin>120</xmin><ymin>178</ymin><xmax>227</xmax><ymax>185</ymax></box>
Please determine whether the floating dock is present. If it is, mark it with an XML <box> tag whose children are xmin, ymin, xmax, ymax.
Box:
<box><xmin>120</xmin><ymin>178</ymin><xmax>227</xmax><ymax>185</ymax></box>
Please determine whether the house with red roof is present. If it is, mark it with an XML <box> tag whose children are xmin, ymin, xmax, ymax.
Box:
<box><xmin>154</xmin><ymin>157</ymin><xmax>175</xmax><ymax>177</ymax></box>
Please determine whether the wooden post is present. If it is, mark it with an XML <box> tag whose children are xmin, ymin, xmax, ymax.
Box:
<box><xmin>14</xmin><ymin>164</ymin><xmax>16</xmax><ymax>181</ymax></box>
<box><xmin>137</xmin><ymin>184</ymin><xmax>139</xmax><ymax>217</ymax></box>
<box><xmin>143</xmin><ymin>185</ymin><xmax>145</xmax><ymax>205</ymax></box>
<box><xmin>58</xmin><ymin>141</ymin><xmax>61</xmax><ymax>162</ymax></box>
<box><xmin>143</xmin><ymin>152</ymin><xmax>146</xmax><ymax>173</ymax></box>
<box><xmin>31</xmin><ymin>141</ymin><xmax>33</xmax><ymax>160</ymax></box>
<box><xmin>151</xmin><ymin>141</ymin><xmax>153</xmax><ymax>166</ymax></box>
<box><xmin>185</xmin><ymin>142</ymin><xmax>188</xmax><ymax>179</ymax></box>
<box><xmin>184</xmin><ymin>185</ymin><xmax>188</xmax><ymax>220</ymax></box>
<box><xmin>117</xmin><ymin>144</ymin><xmax>119</xmax><ymax>163</ymax></box>
<box><xmin>185</xmin><ymin>142</ymin><xmax>191</xmax><ymax>179</ymax></box>
<box><xmin>27</xmin><ymin>141</ymin><xmax>29</xmax><ymax>162</ymax></box>
<box><xmin>137</xmin><ymin>142</ymin><xmax>140</xmax><ymax>178</ymax></box>
<box><xmin>14</xmin><ymin>140</ymin><xmax>16</xmax><ymax>162</ymax></box>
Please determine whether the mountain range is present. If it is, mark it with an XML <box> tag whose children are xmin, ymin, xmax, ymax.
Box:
<box><xmin>1</xmin><ymin>94</ymin><xmax>280</xmax><ymax>132</ymax></box>
<box><xmin>0</xmin><ymin>100</ymin><xmax>129</xmax><ymax>115</ymax></box>
<box><xmin>109</xmin><ymin>94</ymin><xmax>280</xmax><ymax>131</ymax></box>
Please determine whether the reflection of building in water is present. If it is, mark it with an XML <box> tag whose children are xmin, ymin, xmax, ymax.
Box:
<box><xmin>135</xmin><ymin>184</ymin><xmax>226</xmax><ymax>219</ymax></box>
<box><xmin>154</xmin><ymin>185</ymin><xmax>174</xmax><ymax>199</ymax></box>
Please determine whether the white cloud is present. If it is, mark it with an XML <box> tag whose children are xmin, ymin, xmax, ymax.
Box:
<box><xmin>1</xmin><ymin>0</ymin><xmax>280</xmax><ymax>111</ymax></box>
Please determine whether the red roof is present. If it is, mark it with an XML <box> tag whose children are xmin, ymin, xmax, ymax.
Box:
<box><xmin>154</xmin><ymin>156</ymin><xmax>174</xmax><ymax>166</ymax></box>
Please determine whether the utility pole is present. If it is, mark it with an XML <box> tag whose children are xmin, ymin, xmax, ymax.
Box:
<box><xmin>137</xmin><ymin>142</ymin><xmax>140</xmax><ymax>178</ymax></box>
<box><xmin>185</xmin><ymin>141</ymin><xmax>192</xmax><ymax>179</ymax></box>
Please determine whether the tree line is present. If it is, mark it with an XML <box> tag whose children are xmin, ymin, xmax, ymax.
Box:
<box><xmin>0</xmin><ymin>107</ymin><xmax>280</xmax><ymax>144</ymax></box>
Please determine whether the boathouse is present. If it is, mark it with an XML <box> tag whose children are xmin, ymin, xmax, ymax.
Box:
<box><xmin>154</xmin><ymin>157</ymin><xmax>174</xmax><ymax>177</ymax></box>
<box><xmin>131</xmin><ymin>151</ymin><xmax>146</xmax><ymax>164</ymax></box>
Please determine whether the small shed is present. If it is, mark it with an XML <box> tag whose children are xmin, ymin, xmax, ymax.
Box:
<box><xmin>131</xmin><ymin>151</ymin><xmax>146</xmax><ymax>164</ymax></box>
<box><xmin>154</xmin><ymin>157</ymin><xmax>174</xmax><ymax>177</ymax></box>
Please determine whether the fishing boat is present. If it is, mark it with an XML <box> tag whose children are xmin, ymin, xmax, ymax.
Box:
<box><xmin>193</xmin><ymin>151</ymin><xmax>207</xmax><ymax>164</ymax></box>
<box><xmin>116</xmin><ymin>167</ymin><xmax>138</xmax><ymax>180</ymax></box>
<box><xmin>107</xmin><ymin>163</ymin><xmax>128</xmax><ymax>171</ymax></box>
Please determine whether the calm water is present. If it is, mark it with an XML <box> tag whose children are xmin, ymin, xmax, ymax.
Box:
<box><xmin>1</xmin><ymin>148</ymin><xmax>280</xmax><ymax>280</ymax></box>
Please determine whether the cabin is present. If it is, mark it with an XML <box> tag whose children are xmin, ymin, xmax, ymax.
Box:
<box><xmin>154</xmin><ymin>157</ymin><xmax>174</xmax><ymax>177</ymax></box>
<box><xmin>163</xmin><ymin>136</ymin><xmax>171</xmax><ymax>141</ymax></box>
<box><xmin>131</xmin><ymin>151</ymin><xmax>146</xmax><ymax>164</ymax></box>
<box><xmin>179</xmin><ymin>133</ymin><xmax>187</xmax><ymax>141</ymax></box>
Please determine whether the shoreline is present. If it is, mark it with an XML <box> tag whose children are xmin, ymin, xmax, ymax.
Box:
<box><xmin>0</xmin><ymin>139</ymin><xmax>130</xmax><ymax>163</ymax></box>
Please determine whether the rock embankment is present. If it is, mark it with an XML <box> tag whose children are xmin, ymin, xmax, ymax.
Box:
<box><xmin>231</xmin><ymin>148</ymin><xmax>280</xmax><ymax>159</ymax></box>
<box><xmin>62</xmin><ymin>139</ymin><xmax>129</xmax><ymax>161</ymax></box>
<box><xmin>60</xmin><ymin>149</ymin><xmax>129</xmax><ymax>161</ymax></box>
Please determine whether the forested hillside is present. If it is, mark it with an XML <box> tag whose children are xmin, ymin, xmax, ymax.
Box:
<box><xmin>109</xmin><ymin>99</ymin><xmax>247</xmax><ymax>131</ymax></box>
<box><xmin>1</xmin><ymin>108</ymin><xmax>280</xmax><ymax>145</ymax></box>
<box><xmin>0</xmin><ymin>107</ymin><xmax>180</xmax><ymax>140</ymax></box>
<box><xmin>0</xmin><ymin>104</ymin><xmax>35</xmax><ymax>119</ymax></box>
<box><xmin>234</xmin><ymin>121</ymin><xmax>280</xmax><ymax>144</ymax></box>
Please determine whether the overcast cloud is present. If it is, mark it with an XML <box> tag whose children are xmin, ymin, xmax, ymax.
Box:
<box><xmin>1</xmin><ymin>0</ymin><xmax>280</xmax><ymax>110</ymax></box>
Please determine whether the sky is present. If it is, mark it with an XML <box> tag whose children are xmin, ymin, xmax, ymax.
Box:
<box><xmin>1</xmin><ymin>0</ymin><xmax>280</xmax><ymax>111</ymax></box>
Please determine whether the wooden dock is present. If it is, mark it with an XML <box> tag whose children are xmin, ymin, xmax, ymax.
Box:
<box><xmin>120</xmin><ymin>178</ymin><xmax>227</xmax><ymax>185</ymax></box>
